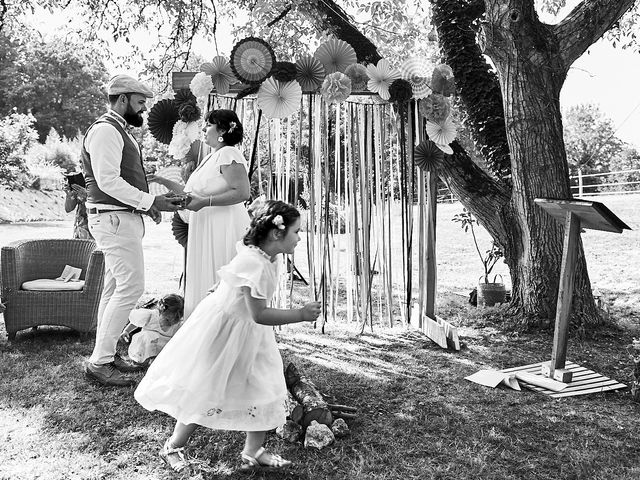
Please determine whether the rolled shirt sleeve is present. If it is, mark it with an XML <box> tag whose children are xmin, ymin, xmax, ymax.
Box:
<box><xmin>85</xmin><ymin>122</ymin><xmax>155</xmax><ymax>211</ymax></box>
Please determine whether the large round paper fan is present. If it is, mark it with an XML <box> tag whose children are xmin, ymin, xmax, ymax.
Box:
<box><xmin>414</xmin><ymin>139</ymin><xmax>444</xmax><ymax>171</ymax></box>
<box><xmin>296</xmin><ymin>55</ymin><xmax>326</xmax><ymax>92</ymax></box>
<box><xmin>399</xmin><ymin>57</ymin><xmax>432</xmax><ymax>99</ymax></box>
<box><xmin>426</xmin><ymin>118</ymin><xmax>456</xmax><ymax>154</ymax></box>
<box><xmin>314</xmin><ymin>39</ymin><xmax>357</xmax><ymax>74</ymax></box>
<box><xmin>201</xmin><ymin>56</ymin><xmax>238</xmax><ymax>94</ymax></box>
<box><xmin>257</xmin><ymin>77</ymin><xmax>302</xmax><ymax>119</ymax></box>
<box><xmin>230</xmin><ymin>37</ymin><xmax>276</xmax><ymax>84</ymax></box>
<box><xmin>171</xmin><ymin>212</ymin><xmax>188</xmax><ymax>248</ymax></box>
<box><xmin>148</xmin><ymin>99</ymin><xmax>179</xmax><ymax>145</ymax></box>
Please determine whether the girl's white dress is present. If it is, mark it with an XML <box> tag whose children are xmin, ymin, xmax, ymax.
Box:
<box><xmin>134</xmin><ymin>243</ymin><xmax>287</xmax><ymax>432</ymax></box>
<box><xmin>127</xmin><ymin>309</ymin><xmax>181</xmax><ymax>364</ymax></box>
<box><xmin>183</xmin><ymin>146</ymin><xmax>251</xmax><ymax>319</ymax></box>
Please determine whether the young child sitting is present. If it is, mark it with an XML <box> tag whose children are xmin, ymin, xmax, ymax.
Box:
<box><xmin>120</xmin><ymin>294</ymin><xmax>184</xmax><ymax>365</ymax></box>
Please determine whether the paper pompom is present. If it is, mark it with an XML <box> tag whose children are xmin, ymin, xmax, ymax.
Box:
<box><xmin>174</xmin><ymin>89</ymin><xmax>197</xmax><ymax>108</ymax></box>
<box><xmin>178</xmin><ymin>102</ymin><xmax>201</xmax><ymax>123</ymax></box>
<box><xmin>320</xmin><ymin>72</ymin><xmax>352</xmax><ymax>104</ymax></box>
<box><xmin>271</xmin><ymin>62</ymin><xmax>298</xmax><ymax>82</ymax></box>
<box><xmin>344</xmin><ymin>64</ymin><xmax>368</xmax><ymax>92</ymax></box>
<box><xmin>168</xmin><ymin>121</ymin><xmax>201</xmax><ymax>159</ymax></box>
<box><xmin>189</xmin><ymin>72</ymin><xmax>213</xmax><ymax>99</ymax></box>
<box><xmin>419</xmin><ymin>94</ymin><xmax>451</xmax><ymax>123</ymax></box>
<box><xmin>388</xmin><ymin>79</ymin><xmax>413</xmax><ymax>104</ymax></box>
<box><xmin>431</xmin><ymin>64</ymin><xmax>455</xmax><ymax>97</ymax></box>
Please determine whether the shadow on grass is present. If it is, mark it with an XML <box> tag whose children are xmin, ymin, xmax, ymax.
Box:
<box><xmin>2</xmin><ymin>315</ymin><xmax>640</xmax><ymax>480</ymax></box>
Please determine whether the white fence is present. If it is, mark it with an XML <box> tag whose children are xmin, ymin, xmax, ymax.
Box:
<box><xmin>437</xmin><ymin>168</ymin><xmax>640</xmax><ymax>202</ymax></box>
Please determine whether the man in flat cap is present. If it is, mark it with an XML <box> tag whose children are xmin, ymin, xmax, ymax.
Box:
<box><xmin>82</xmin><ymin>74</ymin><xmax>183</xmax><ymax>386</ymax></box>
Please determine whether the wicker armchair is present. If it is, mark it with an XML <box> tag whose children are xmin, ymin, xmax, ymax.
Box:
<box><xmin>1</xmin><ymin>239</ymin><xmax>104</xmax><ymax>340</ymax></box>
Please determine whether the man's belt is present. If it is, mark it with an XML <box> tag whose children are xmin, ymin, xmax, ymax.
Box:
<box><xmin>87</xmin><ymin>207</ymin><xmax>138</xmax><ymax>214</ymax></box>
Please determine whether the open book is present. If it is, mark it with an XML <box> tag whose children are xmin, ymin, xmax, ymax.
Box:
<box><xmin>56</xmin><ymin>265</ymin><xmax>82</xmax><ymax>283</ymax></box>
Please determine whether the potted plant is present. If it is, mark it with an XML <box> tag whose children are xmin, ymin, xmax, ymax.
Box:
<box><xmin>452</xmin><ymin>209</ymin><xmax>507</xmax><ymax>307</ymax></box>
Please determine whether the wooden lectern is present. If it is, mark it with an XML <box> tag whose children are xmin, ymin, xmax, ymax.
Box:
<box><xmin>534</xmin><ymin>198</ymin><xmax>631</xmax><ymax>382</ymax></box>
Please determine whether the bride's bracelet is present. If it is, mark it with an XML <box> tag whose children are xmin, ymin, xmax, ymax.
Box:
<box><xmin>209</xmin><ymin>195</ymin><xmax>213</xmax><ymax>207</ymax></box>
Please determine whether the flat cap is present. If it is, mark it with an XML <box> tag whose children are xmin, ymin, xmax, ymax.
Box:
<box><xmin>107</xmin><ymin>74</ymin><xmax>154</xmax><ymax>98</ymax></box>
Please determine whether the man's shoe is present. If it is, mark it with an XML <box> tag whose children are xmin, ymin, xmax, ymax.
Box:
<box><xmin>84</xmin><ymin>361</ymin><xmax>136</xmax><ymax>387</ymax></box>
<box><xmin>113</xmin><ymin>353</ymin><xmax>146</xmax><ymax>373</ymax></box>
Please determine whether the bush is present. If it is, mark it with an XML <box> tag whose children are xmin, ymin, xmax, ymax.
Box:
<box><xmin>0</xmin><ymin>112</ymin><xmax>38</xmax><ymax>189</ymax></box>
<box><xmin>28</xmin><ymin>128</ymin><xmax>81</xmax><ymax>172</ymax></box>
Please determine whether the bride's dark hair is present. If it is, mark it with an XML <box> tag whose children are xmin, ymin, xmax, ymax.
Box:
<box><xmin>243</xmin><ymin>200</ymin><xmax>300</xmax><ymax>246</ymax></box>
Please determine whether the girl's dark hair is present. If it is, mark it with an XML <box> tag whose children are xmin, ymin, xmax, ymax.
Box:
<box><xmin>159</xmin><ymin>293</ymin><xmax>184</xmax><ymax>324</ymax></box>
<box><xmin>206</xmin><ymin>109</ymin><xmax>244</xmax><ymax>146</ymax></box>
<box><xmin>243</xmin><ymin>200</ymin><xmax>300</xmax><ymax>246</ymax></box>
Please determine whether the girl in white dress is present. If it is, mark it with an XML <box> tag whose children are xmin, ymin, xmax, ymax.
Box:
<box><xmin>147</xmin><ymin>109</ymin><xmax>251</xmax><ymax>319</ymax></box>
<box><xmin>134</xmin><ymin>200</ymin><xmax>322</xmax><ymax>473</ymax></box>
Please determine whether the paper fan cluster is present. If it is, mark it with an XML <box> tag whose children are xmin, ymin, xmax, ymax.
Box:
<box><xmin>257</xmin><ymin>77</ymin><xmax>302</xmax><ymax>119</ymax></box>
<box><xmin>314</xmin><ymin>39</ymin><xmax>357</xmax><ymax>74</ymax></box>
<box><xmin>230</xmin><ymin>37</ymin><xmax>276</xmax><ymax>84</ymax></box>
<box><xmin>201</xmin><ymin>56</ymin><xmax>238</xmax><ymax>94</ymax></box>
<box><xmin>399</xmin><ymin>57</ymin><xmax>431</xmax><ymax>99</ymax></box>
<box><xmin>295</xmin><ymin>55</ymin><xmax>326</xmax><ymax>92</ymax></box>
<box><xmin>414</xmin><ymin>139</ymin><xmax>444</xmax><ymax>171</ymax></box>
<box><xmin>148</xmin><ymin>99</ymin><xmax>179</xmax><ymax>145</ymax></box>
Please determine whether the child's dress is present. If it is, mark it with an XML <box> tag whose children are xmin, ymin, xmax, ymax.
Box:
<box><xmin>134</xmin><ymin>243</ymin><xmax>287</xmax><ymax>432</ymax></box>
<box><xmin>127</xmin><ymin>308</ymin><xmax>181</xmax><ymax>364</ymax></box>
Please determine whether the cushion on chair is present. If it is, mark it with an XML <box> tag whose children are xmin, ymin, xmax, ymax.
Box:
<box><xmin>21</xmin><ymin>279</ymin><xmax>85</xmax><ymax>291</ymax></box>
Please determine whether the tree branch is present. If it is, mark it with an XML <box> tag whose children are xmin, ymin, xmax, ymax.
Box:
<box><xmin>296</xmin><ymin>0</ymin><xmax>381</xmax><ymax>64</ymax></box>
<box><xmin>555</xmin><ymin>0</ymin><xmax>636</xmax><ymax>69</ymax></box>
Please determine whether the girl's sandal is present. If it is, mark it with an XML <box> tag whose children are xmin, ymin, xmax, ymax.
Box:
<box><xmin>240</xmin><ymin>447</ymin><xmax>292</xmax><ymax>472</ymax></box>
<box><xmin>159</xmin><ymin>439</ymin><xmax>189</xmax><ymax>473</ymax></box>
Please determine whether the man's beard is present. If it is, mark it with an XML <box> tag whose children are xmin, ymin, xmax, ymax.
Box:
<box><xmin>123</xmin><ymin>103</ymin><xmax>144</xmax><ymax>127</ymax></box>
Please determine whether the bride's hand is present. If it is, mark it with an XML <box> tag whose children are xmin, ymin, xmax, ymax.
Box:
<box><xmin>185</xmin><ymin>194</ymin><xmax>208</xmax><ymax>212</ymax></box>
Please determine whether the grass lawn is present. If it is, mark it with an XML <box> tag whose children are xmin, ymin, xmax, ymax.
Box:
<box><xmin>1</xmin><ymin>196</ymin><xmax>640</xmax><ymax>479</ymax></box>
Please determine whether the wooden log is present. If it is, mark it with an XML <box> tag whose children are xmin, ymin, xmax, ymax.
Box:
<box><xmin>331</xmin><ymin>411</ymin><xmax>358</xmax><ymax>421</ymax></box>
<box><xmin>327</xmin><ymin>404</ymin><xmax>357</xmax><ymax>413</ymax></box>
<box><xmin>285</xmin><ymin>363</ymin><xmax>333</xmax><ymax>428</ymax></box>
<box><xmin>285</xmin><ymin>392</ymin><xmax>304</xmax><ymax>424</ymax></box>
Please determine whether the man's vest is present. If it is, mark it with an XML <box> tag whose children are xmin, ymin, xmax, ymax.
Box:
<box><xmin>81</xmin><ymin>114</ymin><xmax>149</xmax><ymax>208</ymax></box>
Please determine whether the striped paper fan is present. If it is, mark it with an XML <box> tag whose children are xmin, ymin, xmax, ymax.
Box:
<box><xmin>230</xmin><ymin>37</ymin><xmax>275</xmax><ymax>84</ymax></box>
<box><xmin>257</xmin><ymin>77</ymin><xmax>302</xmax><ymax>119</ymax></box>
<box><xmin>295</xmin><ymin>55</ymin><xmax>326</xmax><ymax>92</ymax></box>
<box><xmin>399</xmin><ymin>57</ymin><xmax>432</xmax><ymax>99</ymax></box>
<box><xmin>314</xmin><ymin>39</ymin><xmax>357</xmax><ymax>74</ymax></box>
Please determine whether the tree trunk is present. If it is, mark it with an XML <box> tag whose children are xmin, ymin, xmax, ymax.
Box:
<box><xmin>285</xmin><ymin>363</ymin><xmax>334</xmax><ymax>427</ymax></box>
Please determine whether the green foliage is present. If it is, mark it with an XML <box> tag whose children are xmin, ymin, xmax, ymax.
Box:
<box><xmin>563</xmin><ymin>103</ymin><xmax>625</xmax><ymax>176</ymax></box>
<box><xmin>28</xmin><ymin>128</ymin><xmax>82</xmax><ymax>173</ymax></box>
<box><xmin>0</xmin><ymin>112</ymin><xmax>38</xmax><ymax>189</ymax></box>
<box><xmin>0</xmin><ymin>31</ymin><xmax>110</xmax><ymax>141</ymax></box>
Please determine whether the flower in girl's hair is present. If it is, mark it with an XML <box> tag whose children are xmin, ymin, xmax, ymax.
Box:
<box><xmin>228</xmin><ymin>121</ymin><xmax>237</xmax><ymax>132</ymax></box>
<box><xmin>272</xmin><ymin>215</ymin><xmax>285</xmax><ymax>230</ymax></box>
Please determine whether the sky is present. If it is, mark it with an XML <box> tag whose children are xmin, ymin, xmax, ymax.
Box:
<box><xmin>26</xmin><ymin>3</ymin><xmax>640</xmax><ymax>148</ymax></box>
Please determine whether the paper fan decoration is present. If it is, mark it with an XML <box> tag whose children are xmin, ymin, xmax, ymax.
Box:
<box><xmin>201</xmin><ymin>56</ymin><xmax>238</xmax><ymax>94</ymax></box>
<box><xmin>148</xmin><ymin>165</ymin><xmax>183</xmax><ymax>196</ymax></box>
<box><xmin>147</xmin><ymin>99</ymin><xmax>179</xmax><ymax>145</ymax></box>
<box><xmin>314</xmin><ymin>39</ymin><xmax>357</xmax><ymax>74</ymax></box>
<box><xmin>366</xmin><ymin>59</ymin><xmax>400</xmax><ymax>101</ymax></box>
<box><xmin>399</xmin><ymin>56</ymin><xmax>432</xmax><ymax>99</ymax></box>
<box><xmin>257</xmin><ymin>77</ymin><xmax>302</xmax><ymax>119</ymax></box>
<box><xmin>295</xmin><ymin>55</ymin><xmax>326</xmax><ymax>92</ymax></box>
<box><xmin>171</xmin><ymin>212</ymin><xmax>188</xmax><ymax>248</ymax></box>
<box><xmin>230</xmin><ymin>37</ymin><xmax>276</xmax><ymax>84</ymax></box>
<box><xmin>414</xmin><ymin>139</ymin><xmax>444</xmax><ymax>171</ymax></box>
<box><xmin>426</xmin><ymin>117</ymin><xmax>456</xmax><ymax>154</ymax></box>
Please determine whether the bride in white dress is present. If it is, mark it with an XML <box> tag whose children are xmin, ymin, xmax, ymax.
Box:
<box><xmin>148</xmin><ymin>109</ymin><xmax>251</xmax><ymax>319</ymax></box>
